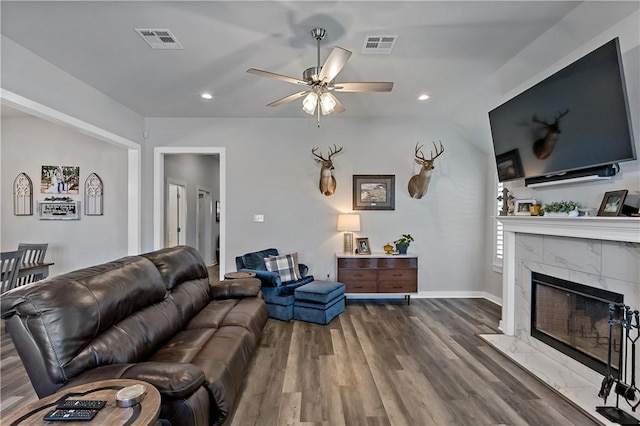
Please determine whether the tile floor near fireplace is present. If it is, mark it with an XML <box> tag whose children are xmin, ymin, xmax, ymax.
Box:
<box><xmin>488</xmin><ymin>216</ymin><xmax>640</xmax><ymax>425</ymax></box>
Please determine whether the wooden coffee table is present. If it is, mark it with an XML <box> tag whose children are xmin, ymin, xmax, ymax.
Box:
<box><xmin>4</xmin><ymin>378</ymin><xmax>161</xmax><ymax>426</ymax></box>
<box><xmin>224</xmin><ymin>271</ymin><xmax>256</xmax><ymax>280</ymax></box>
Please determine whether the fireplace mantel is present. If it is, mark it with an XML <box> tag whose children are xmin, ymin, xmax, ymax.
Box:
<box><xmin>499</xmin><ymin>216</ymin><xmax>639</xmax><ymax>336</ymax></box>
<box><xmin>498</xmin><ymin>216</ymin><xmax>640</xmax><ymax>243</ymax></box>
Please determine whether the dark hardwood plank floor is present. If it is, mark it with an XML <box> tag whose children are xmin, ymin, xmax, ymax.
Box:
<box><xmin>0</xmin><ymin>296</ymin><xmax>600</xmax><ymax>425</ymax></box>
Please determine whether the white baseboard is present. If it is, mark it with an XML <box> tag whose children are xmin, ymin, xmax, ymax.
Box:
<box><xmin>345</xmin><ymin>292</ymin><xmax>502</xmax><ymax>306</ymax></box>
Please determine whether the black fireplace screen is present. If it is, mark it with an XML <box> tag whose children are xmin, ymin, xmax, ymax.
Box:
<box><xmin>531</xmin><ymin>272</ymin><xmax>624</xmax><ymax>375</ymax></box>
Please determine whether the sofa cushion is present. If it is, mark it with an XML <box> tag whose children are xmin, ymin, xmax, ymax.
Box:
<box><xmin>264</xmin><ymin>253</ymin><xmax>302</xmax><ymax>283</ymax></box>
<box><xmin>241</xmin><ymin>248</ymin><xmax>279</xmax><ymax>271</ymax></box>
<box><xmin>141</xmin><ymin>245</ymin><xmax>209</xmax><ymax>291</ymax></box>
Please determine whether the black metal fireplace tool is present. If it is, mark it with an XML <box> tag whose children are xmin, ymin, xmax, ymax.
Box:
<box><xmin>597</xmin><ymin>304</ymin><xmax>640</xmax><ymax>424</ymax></box>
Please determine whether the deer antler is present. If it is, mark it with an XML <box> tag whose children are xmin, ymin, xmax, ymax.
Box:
<box><xmin>327</xmin><ymin>144</ymin><xmax>343</xmax><ymax>159</ymax></box>
<box><xmin>429</xmin><ymin>141</ymin><xmax>444</xmax><ymax>161</ymax></box>
<box><xmin>555</xmin><ymin>109</ymin><xmax>569</xmax><ymax>122</ymax></box>
<box><xmin>533</xmin><ymin>109</ymin><xmax>570</xmax><ymax>126</ymax></box>
<box><xmin>311</xmin><ymin>147</ymin><xmax>327</xmax><ymax>161</ymax></box>
<box><xmin>414</xmin><ymin>142</ymin><xmax>427</xmax><ymax>161</ymax></box>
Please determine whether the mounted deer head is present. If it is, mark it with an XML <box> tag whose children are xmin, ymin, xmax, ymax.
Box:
<box><xmin>312</xmin><ymin>144</ymin><xmax>343</xmax><ymax>196</ymax></box>
<box><xmin>532</xmin><ymin>109</ymin><xmax>569</xmax><ymax>160</ymax></box>
<box><xmin>408</xmin><ymin>141</ymin><xmax>444</xmax><ymax>199</ymax></box>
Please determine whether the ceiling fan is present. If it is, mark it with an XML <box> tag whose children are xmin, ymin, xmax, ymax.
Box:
<box><xmin>247</xmin><ymin>28</ymin><xmax>394</xmax><ymax>126</ymax></box>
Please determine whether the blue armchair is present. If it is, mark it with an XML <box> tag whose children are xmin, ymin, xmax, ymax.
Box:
<box><xmin>236</xmin><ymin>248</ymin><xmax>314</xmax><ymax>321</ymax></box>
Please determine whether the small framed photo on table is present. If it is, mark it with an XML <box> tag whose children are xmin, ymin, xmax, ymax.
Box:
<box><xmin>514</xmin><ymin>199</ymin><xmax>536</xmax><ymax>216</ymax></box>
<box><xmin>356</xmin><ymin>237</ymin><xmax>371</xmax><ymax>255</ymax></box>
<box><xmin>597</xmin><ymin>190</ymin><xmax>628</xmax><ymax>216</ymax></box>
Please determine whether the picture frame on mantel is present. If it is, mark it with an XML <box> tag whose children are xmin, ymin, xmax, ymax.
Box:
<box><xmin>352</xmin><ymin>175</ymin><xmax>395</xmax><ymax>211</ymax></box>
<box><xmin>597</xmin><ymin>190</ymin><xmax>628</xmax><ymax>217</ymax></box>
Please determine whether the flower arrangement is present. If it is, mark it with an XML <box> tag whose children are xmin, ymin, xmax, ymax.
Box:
<box><xmin>542</xmin><ymin>200</ymin><xmax>580</xmax><ymax>214</ymax></box>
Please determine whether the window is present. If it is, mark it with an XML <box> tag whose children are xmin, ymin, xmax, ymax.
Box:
<box><xmin>495</xmin><ymin>180</ymin><xmax>504</xmax><ymax>266</ymax></box>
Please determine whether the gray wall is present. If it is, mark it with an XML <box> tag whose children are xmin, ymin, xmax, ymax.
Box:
<box><xmin>1</xmin><ymin>116</ymin><xmax>129</xmax><ymax>275</ymax></box>
<box><xmin>144</xmin><ymin>116</ymin><xmax>489</xmax><ymax>295</ymax></box>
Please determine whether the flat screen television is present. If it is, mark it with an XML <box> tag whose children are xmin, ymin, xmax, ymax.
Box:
<box><xmin>489</xmin><ymin>38</ymin><xmax>636</xmax><ymax>184</ymax></box>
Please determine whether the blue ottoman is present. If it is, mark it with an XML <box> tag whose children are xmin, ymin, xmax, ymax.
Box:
<box><xmin>294</xmin><ymin>281</ymin><xmax>345</xmax><ymax>325</ymax></box>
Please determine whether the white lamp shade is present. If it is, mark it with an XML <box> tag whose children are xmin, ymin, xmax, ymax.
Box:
<box><xmin>337</xmin><ymin>214</ymin><xmax>361</xmax><ymax>232</ymax></box>
<box><xmin>320</xmin><ymin>92</ymin><xmax>336</xmax><ymax>115</ymax></box>
<box><xmin>302</xmin><ymin>92</ymin><xmax>318</xmax><ymax>115</ymax></box>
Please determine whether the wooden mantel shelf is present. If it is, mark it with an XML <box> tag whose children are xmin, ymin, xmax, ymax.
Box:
<box><xmin>497</xmin><ymin>215</ymin><xmax>640</xmax><ymax>243</ymax></box>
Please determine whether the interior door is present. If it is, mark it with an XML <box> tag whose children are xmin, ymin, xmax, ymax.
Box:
<box><xmin>167</xmin><ymin>183</ymin><xmax>186</xmax><ymax>247</ymax></box>
<box><xmin>197</xmin><ymin>189</ymin><xmax>213</xmax><ymax>265</ymax></box>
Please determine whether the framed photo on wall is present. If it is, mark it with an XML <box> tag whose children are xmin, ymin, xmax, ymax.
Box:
<box><xmin>41</xmin><ymin>165</ymin><xmax>80</xmax><ymax>195</ymax></box>
<box><xmin>597</xmin><ymin>190</ymin><xmax>628</xmax><ymax>216</ymax></box>
<box><xmin>353</xmin><ymin>175</ymin><xmax>395</xmax><ymax>211</ymax></box>
<box><xmin>38</xmin><ymin>200</ymin><xmax>81</xmax><ymax>220</ymax></box>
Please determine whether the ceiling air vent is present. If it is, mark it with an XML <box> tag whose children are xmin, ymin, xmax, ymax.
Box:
<box><xmin>135</xmin><ymin>29</ymin><xmax>183</xmax><ymax>50</ymax></box>
<box><xmin>361</xmin><ymin>35</ymin><xmax>398</xmax><ymax>54</ymax></box>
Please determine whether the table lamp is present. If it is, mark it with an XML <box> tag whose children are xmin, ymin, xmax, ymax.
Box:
<box><xmin>337</xmin><ymin>214</ymin><xmax>361</xmax><ymax>254</ymax></box>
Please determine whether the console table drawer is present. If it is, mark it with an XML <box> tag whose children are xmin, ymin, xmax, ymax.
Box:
<box><xmin>378</xmin><ymin>269</ymin><xmax>417</xmax><ymax>281</ymax></box>
<box><xmin>377</xmin><ymin>258</ymin><xmax>417</xmax><ymax>269</ymax></box>
<box><xmin>338</xmin><ymin>258</ymin><xmax>378</xmax><ymax>269</ymax></box>
<box><xmin>338</xmin><ymin>269</ymin><xmax>377</xmax><ymax>281</ymax></box>
<box><xmin>344</xmin><ymin>282</ymin><xmax>377</xmax><ymax>293</ymax></box>
<box><xmin>378</xmin><ymin>281</ymin><xmax>417</xmax><ymax>293</ymax></box>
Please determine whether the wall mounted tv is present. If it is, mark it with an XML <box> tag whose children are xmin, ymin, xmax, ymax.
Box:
<box><xmin>489</xmin><ymin>38</ymin><xmax>636</xmax><ymax>185</ymax></box>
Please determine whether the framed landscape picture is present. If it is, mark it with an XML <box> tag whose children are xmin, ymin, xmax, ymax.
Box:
<box><xmin>352</xmin><ymin>175</ymin><xmax>395</xmax><ymax>211</ymax></box>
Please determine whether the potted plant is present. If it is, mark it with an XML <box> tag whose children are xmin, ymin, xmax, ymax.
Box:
<box><xmin>542</xmin><ymin>200</ymin><xmax>580</xmax><ymax>217</ymax></box>
<box><xmin>394</xmin><ymin>234</ymin><xmax>414</xmax><ymax>255</ymax></box>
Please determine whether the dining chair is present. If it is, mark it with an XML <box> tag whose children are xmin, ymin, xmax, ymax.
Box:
<box><xmin>17</xmin><ymin>243</ymin><xmax>48</xmax><ymax>285</ymax></box>
<box><xmin>1</xmin><ymin>250</ymin><xmax>25</xmax><ymax>294</ymax></box>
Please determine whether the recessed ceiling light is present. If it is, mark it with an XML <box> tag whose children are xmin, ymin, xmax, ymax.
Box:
<box><xmin>200</xmin><ymin>92</ymin><xmax>213</xmax><ymax>100</ymax></box>
<box><xmin>418</xmin><ymin>94</ymin><xmax>430</xmax><ymax>101</ymax></box>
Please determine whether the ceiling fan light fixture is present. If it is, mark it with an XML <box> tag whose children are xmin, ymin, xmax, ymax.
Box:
<box><xmin>320</xmin><ymin>92</ymin><xmax>336</xmax><ymax>115</ymax></box>
<box><xmin>302</xmin><ymin>92</ymin><xmax>318</xmax><ymax>115</ymax></box>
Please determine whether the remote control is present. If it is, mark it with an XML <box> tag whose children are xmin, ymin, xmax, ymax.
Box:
<box><xmin>43</xmin><ymin>409</ymin><xmax>98</xmax><ymax>421</ymax></box>
<box><xmin>57</xmin><ymin>399</ymin><xmax>106</xmax><ymax>410</ymax></box>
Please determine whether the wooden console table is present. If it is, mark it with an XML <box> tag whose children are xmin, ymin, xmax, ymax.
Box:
<box><xmin>336</xmin><ymin>253</ymin><xmax>418</xmax><ymax>304</ymax></box>
<box><xmin>4</xmin><ymin>379</ymin><xmax>160</xmax><ymax>426</ymax></box>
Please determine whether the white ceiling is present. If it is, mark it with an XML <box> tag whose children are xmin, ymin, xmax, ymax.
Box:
<box><xmin>2</xmin><ymin>1</ymin><xmax>592</xmax><ymax>121</ymax></box>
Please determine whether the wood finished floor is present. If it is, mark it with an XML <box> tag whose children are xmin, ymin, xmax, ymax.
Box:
<box><xmin>228</xmin><ymin>297</ymin><xmax>600</xmax><ymax>426</ymax></box>
<box><xmin>1</xmin><ymin>297</ymin><xmax>600</xmax><ymax>425</ymax></box>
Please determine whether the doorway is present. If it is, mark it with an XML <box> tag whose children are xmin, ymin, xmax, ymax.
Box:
<box><xmin>166</xmin><ymin>181</ymin><xmax>186</xmax><ymax>247</ymax></box>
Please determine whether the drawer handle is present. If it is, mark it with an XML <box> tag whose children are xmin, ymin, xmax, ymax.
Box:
<box><xmin>354</xmin><ymin>286</ymin><xmax>364</xmax><ymax>289</ymax></box>
<box><xmin>392</xmin><ymin>274</ymin><xmax>403</xmax><ymax>277</ymax></box>
<box><xmin>354</xmin><ymin>274</ymin><xmax>364</xmax><ymax>277</ymax></box>
<box><xmin>392</xmin><ymin>286</ymin><xmax>402</xmax><ymax>289</ymax></box>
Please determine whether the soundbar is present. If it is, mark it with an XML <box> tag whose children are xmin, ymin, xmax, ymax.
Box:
<box><xmin>525</xmin><ymin>164</ymin><xmax>619</xmax><ymax>188</ymax></box>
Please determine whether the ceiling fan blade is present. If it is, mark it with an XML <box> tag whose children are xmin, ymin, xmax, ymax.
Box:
<box><xmin>266</xmin><ymin>91</ymin><xmax>309</xmax><ymax>107</ymax></box>
<box><xmin>318</xmin><ymin>47</ymin><xmax>352</xmax><ymax>83</ymax></box>
<box><xmin>247</xmin><ymin>68</ymin><xmax>308</xmax><ymax>86</ymax></box>
<box><xmin>327</xmin><ymin>92</ymin><xmax>346</xmax><ymax>114</ymax></box>
<box><xmin>334</xmin><ymin>82</ymin><xmax>394</xmax><ymax>92</ymax></box>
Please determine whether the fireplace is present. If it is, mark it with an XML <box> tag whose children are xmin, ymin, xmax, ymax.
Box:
<box><xmin>531</xmin><ymin>272</ymin><xmax>624</xmax><ymax>375</ymax></box>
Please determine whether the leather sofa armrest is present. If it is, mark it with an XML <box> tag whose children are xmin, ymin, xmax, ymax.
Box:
<box><xmin>210</xmin><ymin>278</ymin><xmax>261</xmax><ymax>300</ymax></box>
<box><xmin>63</xmin><ymin>362</ymin><xmax>205</xmax><ymax>399</ymax></box>
<box><xmin>239</xmin><ymin>269</ymin><xmax>281</xmax><ymax>287</ymax></box>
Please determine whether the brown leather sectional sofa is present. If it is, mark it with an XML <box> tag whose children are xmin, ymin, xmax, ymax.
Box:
<box><xmin>0</xmin><ymin>245</ymin><xmax>268</xmax><ymax>425</ymax></box>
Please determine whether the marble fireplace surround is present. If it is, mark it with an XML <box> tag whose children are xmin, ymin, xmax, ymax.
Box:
<box><xmin>482</xmin><ymin>216</ymin><xmax>640</xmax><ymax>425</ymax></box>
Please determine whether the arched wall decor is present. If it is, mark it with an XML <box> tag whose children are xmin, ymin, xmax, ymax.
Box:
<box><xmin>13</xmin><ymin>172</ymin><xmax>33</xmax><ymax>215</ymax></box>
<box><xmin>84</xmin><ymin>172</ymin><xmax>104</xmax><ymax>215</ymax></box>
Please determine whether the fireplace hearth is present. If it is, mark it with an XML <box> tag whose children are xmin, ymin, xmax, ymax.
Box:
<box><xmin>531</xmin><ymin>272</ymin><xmax>624</xmax><ymax>376</ymax></box>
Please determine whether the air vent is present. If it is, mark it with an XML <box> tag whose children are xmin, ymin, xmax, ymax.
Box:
<box><xmin>135</xmin><ymin>29</ymin><xmax>183</xmax><ymax>50</ymax></box>
<box><xmin>362</xmin><ymin>35</ymin><xmax>398</xmax><ymax>54</ymax></box>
